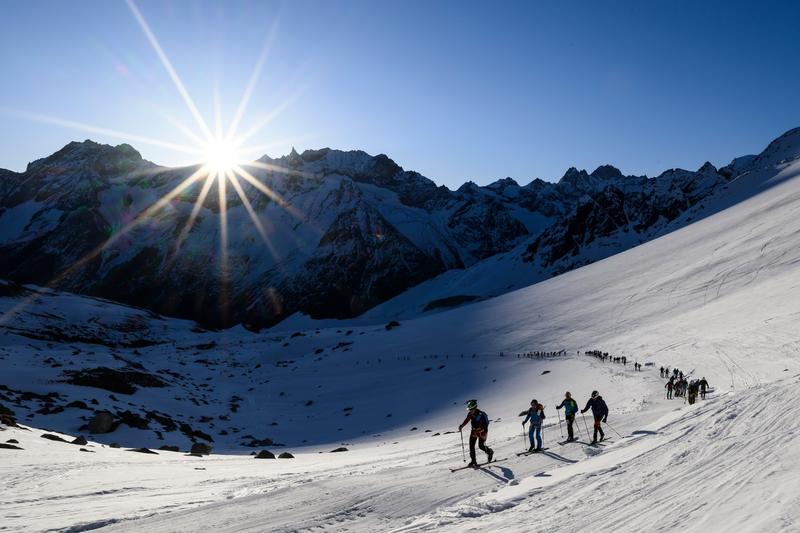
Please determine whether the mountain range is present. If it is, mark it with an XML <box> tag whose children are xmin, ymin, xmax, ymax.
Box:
<box><xmin>1</xmin><ymin>128</ymin><xmax>797</xmax><ymax>328</ymax></box>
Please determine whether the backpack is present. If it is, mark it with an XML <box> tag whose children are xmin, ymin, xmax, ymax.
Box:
<box><xmin>476</xmin><ymin>410</ymin><xmax>489</xmax><ymax>428</ymax></box>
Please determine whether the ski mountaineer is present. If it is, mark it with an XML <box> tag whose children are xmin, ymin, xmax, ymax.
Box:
<box><xmin>581</xmin><ymin>391</ymin><xmax>608</xmax><ymax>444</ymax></box>
<box><xmin>699</xmin><ymin>377</ymin><xmax>710</xmax><ymax>399</ymax></box>
<box><xmin>458</xmin><ymin>399</ymin><xmax>493</xmax><ymax>467</ymax></box>
<box><xmin>665</xmin><ymin>378</ymin><xmax>674</xmax><ymax>399</ymax></box>
<box><xmin>522</xmin><ymin>399</ymin><xmax>545</xmax><ymax>451</ymax></box>
<box><xmin>556</xmin><ymin>391</ymin><xmax>579</xmax><ymax>442</ymax></box>
<box><xmin>688</xmin><ymin>380</ymin><xmax>699</xmax><ymax>405</ymax></box>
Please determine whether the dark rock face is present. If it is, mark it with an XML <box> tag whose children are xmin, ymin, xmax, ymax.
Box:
<box><xmin>255</xmin><ymin>450</ymin><xmax>275</xmax><ymax>459</ymax></box>
<box><xmin>278</xmin><ymin>452</ymin><xmax>294</xmax><ymax>459</ymax></box>
<box><xmin>0</xmin><ymin>442</ymin><xmax>23</xmax><ymax>450</ymax></box>
<box><xmin>242</xmin><ymin>437</ymin><xmax>273</xmax><ymax>447</ymax></box>
<box><xmin>88</xmin><ymin>411</ymin><xmax>115</xmax><ymax>434</ymax></box>
<box><xmin>158</xmin><ymin>445</ymin><xmax>179</xmax><ymax>452</ymax></box>
<box><xmin>0</xmin><ymin>142</ymin><xmax>538</xmax><ymax>328</ymax></box>
<box><xmin>63</xmin><ymin>367</ymin><xmax>166</xmax><ymax>395</ymax></box>
<box><xmin>1</xmin><ymin>134</ymin><xmax>787</xmax><ymax>328</ymax></box>
<box><xmin>0</xmin><ymin>403</ymin><xmax>16</xmax><ymax>426</ymax></box>
<box><xmin>71</xmin><ymin>435</ymin><xmax>88</xmax><ymax>445</ymax></box>
<box><xmin>190</xmin><ymin>443</ymin><xmax>212</xmax><ymax>455</ymax></box>
<box><xmin>524</xmin><ymin>163</ymin><xmax>732</xmax><ymax>271</ymax></box>
<box><xmin>330</xmin><ymin>447</ymin><xmax>348</xmax><ymax>453</ymax></box>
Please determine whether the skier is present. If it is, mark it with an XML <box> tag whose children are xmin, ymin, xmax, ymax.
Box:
<box><xmin>660</xmin><ymin>366</ymin><xmax>665</xmax><ymax>378</ymax></box>
<box><xmin>699</xmin><ymin>377</ymin><xmax>710</xmax><ymax>399</ymax></box>
<box><xmin>458</xmin><ymin>399</ymin><xmax>493</xmax><ymax>467</ymax></box>
<box><xmin>665</xmin><ymin>378</ymin><xmax>674</xmax><ymax>399</ymax></box>
<box><xmin>687</xmin><ymin>381</ymin><xmax>699</xmax><ymax>405</ymax></box>
<box><xmin>581</xmin><ymin>391</ymin><xmax>608</xmax><ymax>444</ymax></box>
<box><xmin>522</xmin><ymin>399</ymin><xmax>546</xmax><ymax>451</ymax></box>
<box><xmin>556</xmin><ymin>391</ymin><xmax>579</xmax><ymax>442</ymax></box>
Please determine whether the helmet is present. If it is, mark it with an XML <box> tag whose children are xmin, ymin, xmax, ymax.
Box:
<box><xmin>591</xmin><ymin>390</ymin><xmax>598</xmax><ymax>397</ymax></box>
<box><xmin>530</xmin><ymin>399</ymin><xmax>538</xmax><ymax>406</ymax></box>
<box><xmin>565</xmin><ymin>391</ymin><xmax>572</xmax><ymax>397</ymax></box>
<box><xmin>466</xmin><ymin>399</ymin><xmax>478</xmax><ymax>409</ymax></box>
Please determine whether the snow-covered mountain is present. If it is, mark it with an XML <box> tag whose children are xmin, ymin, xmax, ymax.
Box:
<box><xmin>2</xmin><ymin>125</ymin><xmax>800</xmax><ymax>532</ymax></box>
<box><xmin>0</xmin><ymin>129</ymin><xmax>766</xmax><ymax>328</ymax></box>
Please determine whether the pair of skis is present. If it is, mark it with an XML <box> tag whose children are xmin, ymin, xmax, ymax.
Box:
<box><xmin>450</xmin><ymin>457</ymin><xmax>507</xmax><ymax>472</ymax></box>
<box><xmin>516</xmin><ymin>447</ymin><xmax>550</xmax><ymax>456</ymax></box>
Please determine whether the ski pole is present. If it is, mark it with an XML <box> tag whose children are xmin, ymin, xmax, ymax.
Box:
<box><xmin>460</xmin><ymin>428</ymin><xmax>466</xmax><ymax>462</ymax></box>
<box><xmin>522</xmin><ymin>421</ymin><xmax>527</xmax><ymax>452</ymax></box>
<box><xmin>581</xmin><ymin>413</ymin><xmax>591</xmax><ymax>440</ymax></box>
<box><xmin>557</xmin><ymin>408</ymin><xmax>564</xmax><ymax>439</ymax></box>
<box><xmin>603</xmin><ymin>421</ymin><xmax>624</xmax><ymax>439</ymax></box>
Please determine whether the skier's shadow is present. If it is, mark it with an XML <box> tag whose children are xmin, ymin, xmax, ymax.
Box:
<box><xmin>542</xmin><ymin>451</ymin><xmax>577</xmax><ymax>463</ymax></box>
<box><xmin>482</xmin><ymin>465</ymin><xmax>514</xmax><ymax>482</ymax></box>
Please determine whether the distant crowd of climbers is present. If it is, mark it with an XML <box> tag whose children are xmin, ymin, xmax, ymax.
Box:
<box><xmin>661</xmin><ymin>366</ymin><xmax>711</xmax><ymax>405</ymax></box>
<box><xmin>583</xmin><ymin>349</ymin><xmax>643</xmax><ymax>371</ymax></box>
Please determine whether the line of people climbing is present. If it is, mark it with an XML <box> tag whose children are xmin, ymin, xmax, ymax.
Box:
<box><xmin>456</xmin><ymin>391</ymin><xmax>610</xmax><ymax>467</ymax></box>
<box><xmin>583</xmin><ymin>350</ymin><xmax>643</xmax><ymax>370</ymax></box>
<box><xmin>662</xmin><ymin>367</ymin><xmax>710</xmax><ymax>405</ymax></box>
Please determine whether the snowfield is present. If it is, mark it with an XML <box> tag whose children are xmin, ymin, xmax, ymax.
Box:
<box><xmin>1</xmin><ymin>136</ymin><xmax>800</xmax><ymax>531</ymax></box>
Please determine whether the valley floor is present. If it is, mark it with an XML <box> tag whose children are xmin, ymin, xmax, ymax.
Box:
<box><xmin>5</xmin><ymin>358</ymin><xmax>797</xmax><ymax>533</ymax></box>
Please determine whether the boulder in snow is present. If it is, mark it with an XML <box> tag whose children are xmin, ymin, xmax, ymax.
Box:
<box><xmin>127</xmin><ymin>447</ymin><xmax>158</xmax><ymax>455</ymax></box>
<box><xmin>40</xmin><ymin>433</ymin><xmax>68</xmax><ymax>443</ymax></box>
<box><xmin>88</xmin><ymin>411</ymin><xmax>115</xmax><ymax>434</ymax></box>
<box><xmin>190</xmin><ymin>443</ymin><xmax>212</xmax><ymax>455</ymax></box>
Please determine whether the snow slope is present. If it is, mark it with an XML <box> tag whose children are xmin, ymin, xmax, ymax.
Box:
<box><xmin>2</xmin><ymin>133</ymin><xmax>800</xmax><ymax>531</ymax></box>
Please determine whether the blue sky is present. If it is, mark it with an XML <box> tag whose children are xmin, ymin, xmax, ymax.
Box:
<box><xmin>1</xmin><ymin>0</ymin><xmax>798</xmax><ymax>188</ymax></box>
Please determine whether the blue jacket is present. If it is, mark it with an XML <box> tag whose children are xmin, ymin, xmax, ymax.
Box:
<box><xmin>556</xmin><ymin>398</ymin><xmax>578</xmax><ymax>416</ymax></box>
<box><xmin>582</xmin><ymin>396</ymin><xmax>608</xmax><ymax>419</ymax></box>
<box><xmin>522</xmin><ymin>405</ymin><xmax>545</xmax><ymax>426</ymax></box>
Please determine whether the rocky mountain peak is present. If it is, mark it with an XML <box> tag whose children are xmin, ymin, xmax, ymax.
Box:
<box><xmin>697</xmin><ymin>161</ymin><xmax>718</xmax><ymax>174</ymax></box>
<box><xmin>25</xmin><ymin>140</ymin><xmax>146</xmax><ymax>176</ymax></box>
<box><xmin>590</xmin><ymin>164</ymin><xmax>624</xmax><ymax>180</ymax></box>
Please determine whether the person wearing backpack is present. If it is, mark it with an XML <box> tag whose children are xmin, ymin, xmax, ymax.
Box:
<box><xmin>458</xmin><ymin>399</ymin><xmax>494</xmax><ymax>467</ymax></box>
<box><xmin>522</xmin><ymin>399</ymin><xmax>546</xmax><ymax>451</ymax></box>
<box><xmin>699</xmin><ymin>377</ymin><xmax>710</xmax><ymax>399</ymax></box>
<box><xmin>581</xmin><ymin>390</ymin><xmax>608</xmax><ymax>444</ymax></box>
<box><xmin>556</xmin><ymin>391</ymin><xmax>579</xmax><ymax>442</ymax></box>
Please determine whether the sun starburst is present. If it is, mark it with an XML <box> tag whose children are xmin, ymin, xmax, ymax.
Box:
<box><xmin>0</xmin><ymin>0</ymin><xmax>311</xmax><ymax>326</ymax></box>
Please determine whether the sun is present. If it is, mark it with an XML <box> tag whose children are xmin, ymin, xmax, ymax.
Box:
<box><xmin>203</xmin><ymin>139</ymin><xmax>242</xmax><ymax>175</ymax></box>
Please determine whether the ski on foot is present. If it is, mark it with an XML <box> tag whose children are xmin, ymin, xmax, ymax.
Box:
<box><xmin>450</xmin><ymin>458</ymin><xmax>505</xmax><ymax>472</ymax></box>
<box><xmin>516</xmin><ymin>447</ymin><xmax>549</xmax><ymax>456</ymax></box>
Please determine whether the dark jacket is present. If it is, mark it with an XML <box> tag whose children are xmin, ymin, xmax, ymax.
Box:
<box><xmin>582</xmin><ymin>396</ymin><xmax>608</xmax><ymax>420</ymax></box>
<box><xmin>461</xmin><ymin>409</ymin><xmax>490</xmax><ymax>436</ymax></box>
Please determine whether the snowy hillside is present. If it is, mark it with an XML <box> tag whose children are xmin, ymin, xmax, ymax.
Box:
<box><xmin>0</xmin><ymin>132</ymin><xmax>747</xmax><ymax>328</ymax></box>
<box><xmin>2</xmin><ymin>127</ymin><xmax>800</xmax><ymax>531</ymax></box>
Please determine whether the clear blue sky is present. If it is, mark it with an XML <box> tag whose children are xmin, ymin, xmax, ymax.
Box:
<box><xmin>1</xmin><ymin>0</ymin><xmax>799</xmax><ymax>188</ymax></box>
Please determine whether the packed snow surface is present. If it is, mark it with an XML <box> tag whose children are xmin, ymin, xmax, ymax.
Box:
<box><xmin>2</xmin><ymin>149</ymin><xmax>800</xmax><ymax>531</ymax></box>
